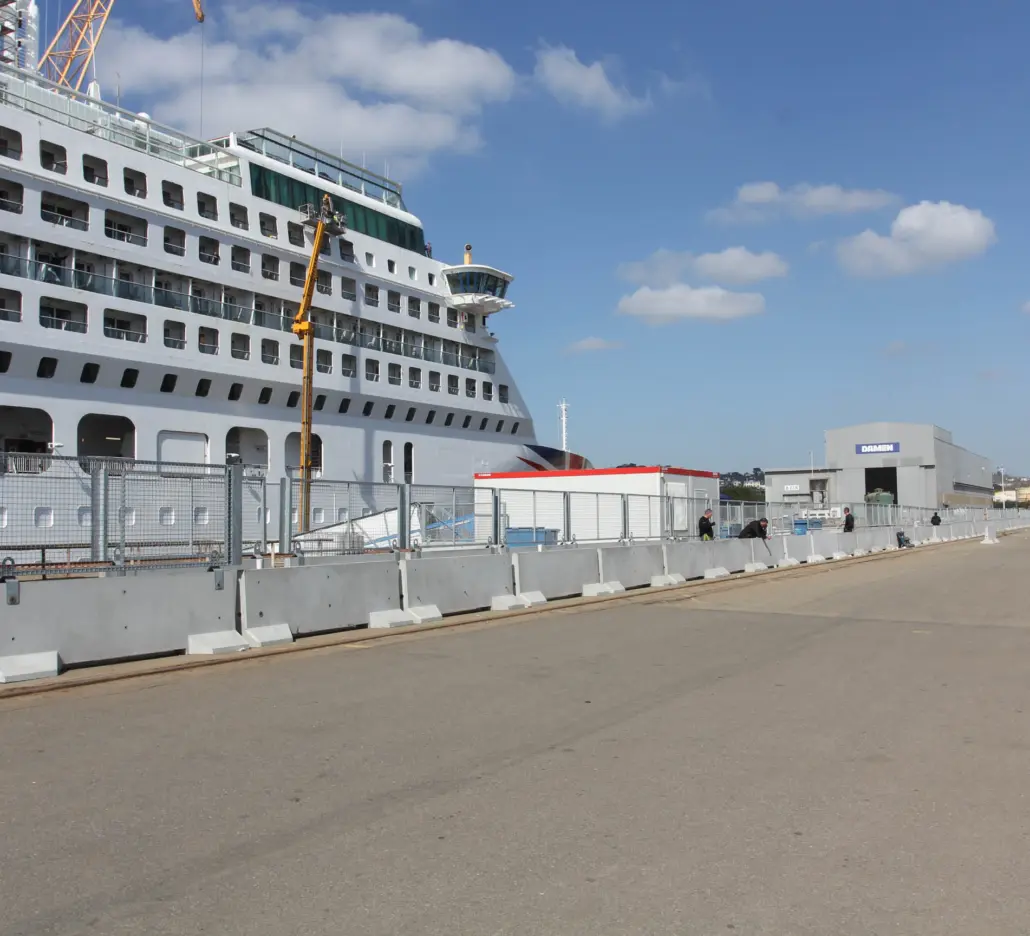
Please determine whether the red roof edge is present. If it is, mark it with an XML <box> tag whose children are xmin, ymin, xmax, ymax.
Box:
<box><xmin>474</xmin><ymin>466</ymin><xmax>720</xmax><ymax>481</ymax></box>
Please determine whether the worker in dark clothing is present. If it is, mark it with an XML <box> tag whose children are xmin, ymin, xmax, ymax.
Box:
<box><xmin>930</xmin><ymin>512</ymin><xmax>941</xmax><ymax>526</ymax></box>
<box><xmin>698</xmin><ymin>508</ymin><xmax>715</xmax><ymax>541</ymax></box>
<box><xmin>843</xmin><ymin>507</ymin><xmax>855</xmax><ymax>533</ymax></box>
<box><xmin>738</xmin><ymin>517</ymin><xmax>768</xmax><ymax>539</ymax></box>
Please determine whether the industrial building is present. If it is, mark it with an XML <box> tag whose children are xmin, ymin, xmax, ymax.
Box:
<box><xmin>765</xmin><ymin>422</ymin><xmax>993</xmax><ymax>510</ymax></box>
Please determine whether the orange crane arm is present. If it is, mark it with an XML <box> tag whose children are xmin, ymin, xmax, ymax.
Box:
<box><xmin>193</xmin><ymin>0</ymin><xmax>205</xmax><ymax>22</ymax></box>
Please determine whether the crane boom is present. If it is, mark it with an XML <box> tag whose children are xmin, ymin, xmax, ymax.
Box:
<box><xmin>38</xmin><ymin>0</ymin><xmax>205</xmax><ymax>93</ymax></box>
<box><xmin>292</xmin><ymin>195</ymin><xmax>343</xmax><ymax>534</ymax></box>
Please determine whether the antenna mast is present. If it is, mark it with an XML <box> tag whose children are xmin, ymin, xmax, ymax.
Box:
<box><xmin>558</xmin><ymin>399</ymin><xmax>569</xmax><ymax>453</ymax></box>
<box><xmin>37</xmin><ymin>0</ymin><xmax>114</xmax><ymax>92</ymax></box>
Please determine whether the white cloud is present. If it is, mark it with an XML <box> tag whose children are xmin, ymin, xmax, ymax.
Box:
<box><xmin>565</xmin><ymin>336</ymin><xmax>623</xmax><ymax>353</ymax></box>
<box><xmin>617</xmin><ymin>284</ymin><xmax>765</xmax><ymax>324</ymax></box>
<box><xmin>534</xmin><ymin>45</ymin><xmax>649</xmax><ymax>121</ymax></box>
<box><xmin>617</xmin><ymin>246</ymin><xmax>787</xmax><ymax>287</ymax></box>
<box><xmin>96</xmin><ymin>5</ymin><xmax>517</xmax><ymax>171</ymax></box>
<box><xmin>837</xmin><ymin>201</ymin><xmax>996</xmax><ymax>277</ymax></box>
<box><xmin>693</xmin><ymin>247</ymin><xmax>788</xmax><ymax>285</ymax></box>
<box><xmin>709</xmin><ymin>181</ymin><xmax>897</xmax><ymax>223</ymax></box>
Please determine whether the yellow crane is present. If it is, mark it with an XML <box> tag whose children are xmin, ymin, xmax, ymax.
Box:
<box><xmin>39</xmin><ymin>0</ymin><xmax>204</xmax><ymax>92</ymax></box>
<box><xmin>292</xmin><ymin>195</ymin><xmax>343</xmax><ymax>534</ymax></box>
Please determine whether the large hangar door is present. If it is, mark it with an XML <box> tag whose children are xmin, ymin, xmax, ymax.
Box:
<box><xmin>865</xmin><ymin>466</ymin><xmax>898</xmax><ymax>504</ymax></box>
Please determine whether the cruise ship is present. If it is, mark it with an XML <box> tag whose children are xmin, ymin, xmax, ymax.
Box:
<box><xmin>0</xmin><ymin>13</ymin><xmax>591</xmax><ymax>505</ymax></box>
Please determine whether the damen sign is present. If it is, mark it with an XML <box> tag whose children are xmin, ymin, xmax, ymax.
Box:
<box><xmin>855</xmin><ymin>442</ymin><xmax>900</xmax><ymax>455</ymax></box>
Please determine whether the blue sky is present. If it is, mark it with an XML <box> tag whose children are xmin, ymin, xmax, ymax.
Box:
<box><xmin>98</xmin><ymin>0</ymin><xmax>1030</xmax><ymax>472</ymax></box>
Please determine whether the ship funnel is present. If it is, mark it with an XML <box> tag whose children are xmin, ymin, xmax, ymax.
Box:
<box><xmin>464</xmin><ymin>243</ymin><xmax>472</xmax><ymax>265</ymax></box>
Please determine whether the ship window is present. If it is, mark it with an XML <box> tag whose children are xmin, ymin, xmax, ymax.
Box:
<box><xmin>80</xmin><ymin>362</ymin><xmax>99</xmax><ymax>384</ymax></box>
<box><xmin>0</xmin><ymin>180</ymin><xmax>23</xmax><ymax>214</ymax></box>
<box><xmin>362</xmin><ymin>401</ymin><xmax>374</xmax><ymax>417</ymax></box>
<box><xmin>483</xmin><ymin>381</ymin><xmax>493</xmax><ymax>401</ymax></box>
<box><xmin>364</xmin><ymin>284</ymin><xmax>379</xmax><ymax>307</ymax></box>
<box><xmin>314</xmin><ymin>394</ymin><xmax>326</xmax><ymax>411</ymax></box>
<box><xmin>36</xmin><ymin>356</ymin><xmax>57</xmax><ymax>379</ymax></box>
<box><xmin>365</xmin><ymin>252</ymin><xmax>374</xmax><ymax>267</ymax></box>
<box><xmin>198</xmin><ymin>326</ymin><xmax>219</xmax><ymax>355</ymax></box>
<box><xmin>405</xmin><ymin>407</ymin><xmax>416</xmax><ymax>423</ymax></box>
<box><xmin>0</xmin><ymin>126</ymin><xmax>23</xmax><ymax>161</ymax></box>
<box><xmin>164</xmin><ymin>320</ymin><xmax>186</xmax><ymax>349</ymax></box>
<box><xmin>0</xmin><ymin>350</ymin><xmax>10</xmax><ymax>373</ymax></box>
<box><xmin>499</xmin><ymin>384</ymin><xmax>509</xmax><ymax>404</ymax></box>
<box><xmin>409</xmin><ymin>366</ymin><xmax>421</xmax><ymax>389</ymax></box>
<box><xmin>289</xmin><ymin>261</ymin><xmax>305</xmax><ymax>287</ymax></box>
<box><xmin>403</xmin><ymin>442</ymin><xmax>413</xmax><ymax>484</ymax></box>
<box><xmin>40</xmin><ymin>141</ymin><xmax>67</xmax><ymax>175</ymax></box>
<box><xmin>465</xmin><ymin>378</ymin><xmax>476</xmax><ymax>398</ymax></box>
<box><xmin>511</xmin><ymin>421</ymin><xmax>520</xmax><ymax>434</ymax></box>
<box><xmin>196</xmin><ymin>378</ymin><xmax>211</xmax><ymax>397</ymax></box>
<box><xmin>339</xmin><ymin>238</ymin><xmax>355</xmax><ymax>262</ymax></box>
<box><xmin>408</xmin><ymin>296</ymin><xmax>420</xmax><ymax>318</ymax></box>
<box><xmin>231</xmin><ymin>245</ymin><xmax>251</xmax><ymax>274</ymax></box>
<box><xmin>229</xmin><ymin>203</ymin><xmax>249</xmax><ymax>230</ymax></box>
<box><xmin>226</xmin><ymin>427</ymin><xmax>269</xmax><ymax>468</ymax></box>
<box><xmin>496</xmin><ymin>420</ymin><xmax>504</xmax><ymax>432</ymax></box>
<box><xmin>160</xmin><ymin>373</ymin><xmax>177</xmax><ymax>393</ymax></box>
<box><xmin>121</xmin><ymin>367</ymin><xmax>139</xmax><ymax>388</ymax></box>
<box><xmin>316</xmin><ymin>269</ymin><xmax>332</xmax><ymax>295</ymax></box>
<box><xmin>164</xmin><ymin>226</ymin><xmax>186</xmax><ymax>256</ymax></box>
<box><xmin>197</xmin><ymin>192</ymin><xmax>218</xmax><ymax>221</ymax></box>
<box><xmin>249</xmin><ymin>164</ymin><xmax>426</xmax><ymax>254</ymax></box>
<box><xmin>341</xmin><ymin>277</ymin><xmax>356</xmax><ymax>301</ymax></box>
<box><xmin>447</xmin><ymin>308</ymin><xmax>459</xmax><ymax>328</ymax></box>
<box><xmin>258</xmin><ymin>386</ymin><xmax>272</xmax><ymax>404</ymax></box>
<box><xmin>341</xmin><ymin>353</ymin><xmax>356</xmax><ymax>377</ymax></box>
<box><xmin>315</xmin><ymin>348</ymin><xmax>332</xmax><ymax>374</ymax></box>
<box><xmin>105</xmin><ymin>209</ymin><xmax>147</xmax><ymax>246</ymax></box>
<box><xmin>429</xmin><ymin>371</ymin><xmax>440</xmax><ymax>392</ymax></box>
<box><xmin>428</xmin><ymin>302</ymin><xmax>440</xmax><ymax>323</ymax></box>
<box><xmin>462</xmin><ymin>415</ymin><xmax>471</xmax><ymax>429</ymax></box>
<box><xmin>231</xmin><ymin>333</ymin><xmax>250</xmax><ymax>360</ymax></box>
<box><xmin>388</xmin><ymin>362</ymin><xmax>401</xmax><ymax>386</ymax></box>
<box><xmin>287</xmin><ymin>222</ymin><xmax>304</xmax><ymax>248</ymax></box>
<box><xmin>447</xmin><ymin>375</ymin><xmax>458</xmax><ymax>395</ymax></box>
<box><xmin>408</xmin><ymin>266</ymin><xmax>417</xmax><ymax>281</ymax></box>
<box><xmin>387</xmin><ymin>290</ymin><xmax>400</xmax><ymax>313</ymax></box>
<box><xmin>286</xmin><ymin>390</ymin><xmax>300</xmax><ymax>408</ymax></box>
<box><xmin>382</xmin><ymin>440</ymin><xmax>394</xmax><ymax>482</ymax></box>
<box><xmin>385</xmin><ymin>404</ymin><xmax>396</xmax><ymax>420</ymax></box>
<box><xmin>289</xmin><ymin>344</ymin><xmax>303</xmax><ymax>369</ymax></box>
<box><xmin>162</xmin><ymin>181</ymin><xmax>184</xmax><ymax>209</ymax></box>
<box><xmin>259</xmin><ymin>213</ymin><xmax>278</xmax><ymax>238</ymax></box>
<box><xmin>444</xmin><ymin>413</ymin><xmax>454</xmax><ymax>427</ymax></box>
<box><xmin>338</xmin><ymin>397</ymin><xmax>350</xmax><ymax>413</ymax></box>
<box><xmin>124</xmin><ymin>168</ymin><xmax>147</xmax><ymax>199</ymax></box>
<box><xmin>428</xmin><ymin>273</ymin><xmax>436</xmax><ymax>287</ymax></box>
<box><xmin>78</xmin><ymin>414</ymin><xmax>134</xmax><ymax>459</ymax></box>
<box><xmin>426</xmin><ymin>409</ymin><xmax>436</xmax><ymax>424</ymax></box>
<box><xmin>366</xmin><ymin>359</ymin><xmax>380</xmax><ymax>382</ymax></box>
<box><xmin>199</xmin><ymin>236</ymin><xmax>220</xmax><ymax>265</ymax></box>
<box><xmin>0</xmin><ymin>288</ymin><xmax>21</xmax><ymax>322</ymax></box>
<box><xmin>285</xmin><ymin>432</ymin><xmax>322</xmax><ymax>473</ymax></box>
<box><xmin>387</xmin><ymin>259</ymin><xmax>396</xmax><ymax>274</ymax></box>
<box><xmin>82</xmin><ymin>154</ymin><xmax>108</xmax><ymax>186</ymax></box>
<box><xmin>479</xmin><ymin>417</ymin><xmax>488</xmax><ymax>431</ymax></box>
<box><xmin>260</xmin><ymin>254</ymin><xmax>279</xmax><ymax>281</ymax></box>
<box><xmin>261</xmin><ymin>338</ymin><xmax>279</xmax><ymax>365</ymax></box>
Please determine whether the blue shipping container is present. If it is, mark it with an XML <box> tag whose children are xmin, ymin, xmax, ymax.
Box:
<box><xmin>505</xmin><ymin>527</ymin><xmax>559</xmax><ymax>547</ymax></box>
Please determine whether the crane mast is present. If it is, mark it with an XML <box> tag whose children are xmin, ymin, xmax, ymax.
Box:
<box><xmin>38</xmin><ymin>0</ymin><xmax>204</xmax><ymax>92</ymax></box>
<box><xmin>292</xmin><ymin>195</ymin><xmax>343</xmax><ymax>535</ymax></box>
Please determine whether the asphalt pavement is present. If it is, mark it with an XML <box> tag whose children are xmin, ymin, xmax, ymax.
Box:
<box><xmin>3</xmin><ymin>533</ymin><xmax>1030</xmax><ymax>935</ymax></box>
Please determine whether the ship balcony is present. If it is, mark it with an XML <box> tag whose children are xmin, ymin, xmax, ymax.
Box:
<box><xmin>442</xmin><ymin>264</ymin><xmax>514</xmax><ymax>315</ymax></box>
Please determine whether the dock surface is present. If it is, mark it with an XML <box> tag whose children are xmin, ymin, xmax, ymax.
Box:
<box><xmin>3</xmin><ymin>535</ymin><xmax>1029</xmax><ymax>935</ymax></box>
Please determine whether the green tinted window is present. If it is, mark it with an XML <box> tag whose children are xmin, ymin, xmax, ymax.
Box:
<box><xmin>250</xmin><ymin>165</ymin><xmax>425</xmax><ymax>255</ymax></box>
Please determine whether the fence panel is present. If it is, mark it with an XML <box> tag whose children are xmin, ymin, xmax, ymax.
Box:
<box><xmin>0</xmin><ymin>454</ymin><xmax>228</xmax><ymax>576</ymax></box>
<box><xmin>289</xmin><ymin>477</ymin><xmax>401</xmax><ymax>555</ymax></box>
<box><xmin>411</xmin><ymin>484</ymin><xmax>491</xmax><ymax>548</ymax></box>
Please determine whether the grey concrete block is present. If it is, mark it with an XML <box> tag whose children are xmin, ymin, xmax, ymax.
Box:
<box><xmin>369</xmin><ymin>609</ymin><xmax>416</xmax><ymax>629</ymax></box>
<box><xmin>0</xmin><ymin>651</ymin><xmax>60</xmax><ymax>683</ymax></box>
<box><xmin>242</xmin><ymin>624</ymin><xmax>294</xmax><ymax>648</ymax></box>
<box><xmin>187</xmin><ymin>631</ymin><xmax>249</xmax><ymax>655</ymax></box>
<box><xmin>583</xmin><ymin>582</ymin><xmax>615</xmax><ymax>597</ymax></box>
<box><xmin>407</xmin><ymin>605</ymin><xmax>442</xmax><ymax>624</ymax></box>
<box><xmin>703</xmin><ymin>567</ymin><xmax>730</xmax><ymax>580</ymax></box>
<box><xmin>832</xmin><ymin>551</ymin><xmax>850</xmax><ymax>560</ymax></box>
<box><xmin>777</xmin><ymin>557</ymin><xmax>801</xmax><ymax>568</ymax></box>
<box><xmin>606</xmin><ymin>581</ymin><xmax>626</xmax><ymax>593</ymax></box>
<box><xmin>744</xmin><ymin>562</ymin><xmax>768</xmax><ymax>573</ymax></box>
<box><xmin>518</xmin><ymin>591</ymin><xmax>548</xmax><ymax>606</ymax></box>
<box><xmin>512</xmin><ymin>548</ymin><xmax>599</xmax><ymax>601</ymax></box>
<box><xmin>852</xmin><ymin>549</ymin><xmax>868</xmax><ymax>557</ymax></box>
<box><xmin>491</xmin><ymin>594</ymin><xmax>531</xmax><ymax>612</ymax></box>
<box><xmin>401</xmin><ymin>554</ymin><xmax>513</xmax><ymax>615</ymax></box>
<box><xmin>807</xmin><ymin>554</ymin><xmax>827</xmax><ymax>564</ymax></box>
<box><xmin>650</xmin><ymin>574</ymin><xmax>675</xmax><ymax>588</ymax></box>
<box><xmin>597</xmin><ymin>544</ymin><xmax>665</xmax><ymax>589</ymax></box>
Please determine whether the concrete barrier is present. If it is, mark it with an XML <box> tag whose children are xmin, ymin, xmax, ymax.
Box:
<box><xmin>701</xmin><ymin>538</ymin><xmax>756</xmax><ymax>574</ymax></box>
<box><xmin>0</xmin><ymin>569</ymin><xmax>235</xmax><ymax>669</ymax></box>
<box><xmin>512</xmin><ymin>547</ymin><xmax>601</xmax><ymax>600</ymax></box>
<box><xmin>240</xmin><ymin>558</ymin><xmax>402</xmax><ymax>636</ymax></box>
<box><xmin>597</xmin><ymin>544</ymin><xmax>665</xmax><ymax>589</ymax></box>
<box><xmin>663</xmin><ymin>541</ymin><xmax>712</xmax><ymax>580</ymax></box>
<box><xmin>400</xmin><ymin>552</ymin><xmax>515</xmax><ymax>616</ymax></box>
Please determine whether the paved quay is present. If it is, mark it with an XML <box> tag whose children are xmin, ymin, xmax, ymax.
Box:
<box><xmin>2</xmin><ymin>533</ymin><xmax>1030</xmax><ymax>935</ymax></box>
